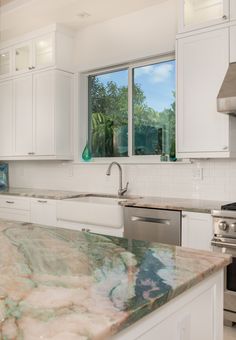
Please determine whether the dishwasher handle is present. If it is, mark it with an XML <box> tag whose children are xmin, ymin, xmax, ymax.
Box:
<box><xmin>131</xmin><ymin>216</ymin><xmax>170</xmax><ymax>225</ymax></box>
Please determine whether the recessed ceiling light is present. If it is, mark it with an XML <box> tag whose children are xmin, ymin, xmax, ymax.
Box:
<box><xmin>77</xmin><ymin>11</ymin><xmax>91</xmax><ymax>19</ymax></box>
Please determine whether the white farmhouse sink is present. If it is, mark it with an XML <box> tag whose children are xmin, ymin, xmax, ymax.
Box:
<box><xmin>57</xmin><ymin>195</ymin><xmax>128</xmax><ymax>229</ymax></box>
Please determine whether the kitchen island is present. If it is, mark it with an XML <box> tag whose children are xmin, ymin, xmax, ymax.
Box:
<box><xmin>0</xmin><ymin>220</ymin><xmax>230</xmax><ymax>340</ymax></box>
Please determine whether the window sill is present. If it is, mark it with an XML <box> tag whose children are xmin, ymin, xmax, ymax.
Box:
<box><xmin>72</xmin><ymin>157</ymin><xmax>192</xmax><ymax>165</ymax></box>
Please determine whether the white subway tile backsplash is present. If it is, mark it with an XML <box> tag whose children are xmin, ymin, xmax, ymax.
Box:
<box><xmin>8</xmin><ymin>159</ymin><xmax>236</xmax><ymax>201</ymax></box>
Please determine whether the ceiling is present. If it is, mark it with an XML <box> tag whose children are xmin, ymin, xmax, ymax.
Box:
<box><xmin>0</xmin><ymin>0</ymin><xmax>167</xmax><ymax>41</ymax></box>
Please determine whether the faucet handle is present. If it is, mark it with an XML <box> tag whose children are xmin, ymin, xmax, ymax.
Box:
<box><xmin>125</xmin><ymin>182</ymin><xmax>129</xmax><ymax>190</ymax></box>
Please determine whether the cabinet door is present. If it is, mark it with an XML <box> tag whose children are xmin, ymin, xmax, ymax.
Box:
<box><xmin>31</xmin><ymin>199</ymin><xmax>56</xmax><ymax>226</ymax></box>
<box><xmin>13</xmin><ymin>42</ymin><xmax>33</xmax><ymax>74</ymax></box>
<box><xmin>0</xmin><ymin>80</ymin><xmax>13</xmax><ymax>156</ymax></box>
<box><xmin>177</xmin><ymin>28</ymin><xmax>229</xmax><ymax>155</ymax></box>
<box><xmin>179</xmin><ymin>0</ymin><xmax>229</xmax><ymax>33</ymax></box>
<box><xmin>182</xmin><ymin>212</ymin><xmax>213</xmax><ymax>251</ymax></box>
<box><xmin>14</xmin><ymin>75</ymin><xmax>33</xmax><ymax>156</ymax></box>
<box><xmin>230</xmin><ymin>25</ymin><xmax>236</xmax><ymax>62</ymax></box>
<box><xmin>33</xmin><ymin>71</ymin><xmax>55</xmax><ymax>155</ymax></box>
<box><xmin>0</xmin><ymin>49</ymin><xmax>12</xmax><ymax>78</ymax></box>
<box><xmin>230</xmin><ymin>0</ymin><xmax>236</xmax><ymax>21</ymax></box>
<box><xmin>33</xmin><ymin>34</ymin><xmax>54</xmax><ymax>70</ymax></box>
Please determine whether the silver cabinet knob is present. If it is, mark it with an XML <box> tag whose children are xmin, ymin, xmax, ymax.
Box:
<box><xmin>222</xmin><ymin>15</ymin><xmax>228</xmax><ymax>20</ymax></box>
<box><xmin>219</xmin><ymin>221</ymin><xmax>228</xmax><ymax>231</ymax></box>
<box><xmin>28</xmin><ymin>152</ymin><xmax>35</xmax><ymax>155</ymax></box>
<box><xmin>222</xmin><ymin>146</ymin><xmax>228</xmax><ymax>150</ymax></box>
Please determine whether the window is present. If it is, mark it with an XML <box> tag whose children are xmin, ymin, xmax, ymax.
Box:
<box><xmin>87</xmin><ymin>56</ymin><xmax>176</xmax><ymax>160</ymax></box>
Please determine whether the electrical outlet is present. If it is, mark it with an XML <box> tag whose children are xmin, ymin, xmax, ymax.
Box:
<box><xmin>192</xmin><ymin>167</ymin><xmax>203</xmax><ymax>180</ymax></box>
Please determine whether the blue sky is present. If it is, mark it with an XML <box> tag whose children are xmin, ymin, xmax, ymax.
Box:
<box><xmin>96</xmin><ymin>60</ymin><xmax>175</xmax><ymax>112</ymax></box>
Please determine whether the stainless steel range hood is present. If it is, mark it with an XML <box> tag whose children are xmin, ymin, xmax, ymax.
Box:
<box><xmin>217</xmin><ymin>62</ymin><xmax>236</xmax><ymax>114</ymax></box>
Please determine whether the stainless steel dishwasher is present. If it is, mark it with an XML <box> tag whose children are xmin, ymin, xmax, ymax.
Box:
<box><xmin>124</xmin><ymin>207</ymin><xmax>181</xmax><ymax>245</ymax></box>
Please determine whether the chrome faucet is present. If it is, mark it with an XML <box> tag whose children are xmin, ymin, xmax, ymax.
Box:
<box><xmin>106</xmin><ymin>162</ymin><xmax>129</xmax><ymax>196</ymax></box>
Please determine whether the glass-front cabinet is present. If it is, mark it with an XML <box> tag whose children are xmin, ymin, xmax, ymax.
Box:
<box><xmin>0</xmin><ymin>49</ymin><xmax>12</xmax><ymax>78</ymax></box>
<box><xmin>13</xmin><ymin>34</ymin><xmax>54</xmax><ymax>74</ymax></box>
<box><xmin>34</xmin><ymin>34</ymin><xmax>54</xmax><ymax>69</ymax></box>
<box><xmin>14</xmin><ymin>42</ymin><xmax>32</xmax><ymax>74</ymax></box>
<box><xmin>179</xmin><ymin>0</ymin><xmax>229</xmax><ymax>32</ymax></box>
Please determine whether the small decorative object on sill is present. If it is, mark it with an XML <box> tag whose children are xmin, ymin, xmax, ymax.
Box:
<box><xmin>82</xmin><ymin>142</ymin><xmax>92</xmax><ymax>162</ymax></box>
<box><xmin>169</xmin><ymin>153</ymin><xmax>177</xmax><ymax>162</ymax></box>
<box><xmin>161</xmin><ymin>153</ymin><xmax>169</xmax><ymax>162</ymax></box>
<box><xmin>0</xmin><ymin>163</ymin><xmax>9</xmax><ymax>189</ymax></box>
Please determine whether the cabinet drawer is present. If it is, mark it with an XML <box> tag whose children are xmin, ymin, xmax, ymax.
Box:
<box><xmin>30</xmin><ymin>198</ymin><xmax>56</xmax><ymax>227</ymax></box>
<box><xmin>0</xmin><ymin>208</ymin><xmax>30</xmax><ymax>222</ymax></box>
<box><xmin>0</xmin><ymin>196</ymin><xmax>30</xmax><ymax>210</ymax></box>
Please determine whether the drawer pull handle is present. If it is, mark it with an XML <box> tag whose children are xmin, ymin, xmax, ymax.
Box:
<box><xmin>131</xmin><ymin>216</ymin><xmax>170</xmax><ymax>225</ymax></box>
<box><xmin>6</xmin><ymin>201</ymin><xmax>14</xmax><ymax>204</ymax></box>
<box><xmin>82</xmin><ymin>228</ymin><xmax>91</xmax><ymax>232</ymax></box>
<box><xmin>38</xmin><ymin>200</ymin><xmax>47</xmax><ymax>203</ymax></box>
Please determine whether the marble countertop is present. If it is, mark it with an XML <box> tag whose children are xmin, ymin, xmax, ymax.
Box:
<box><xmin>121</xmin><ymin>196</ymin><xmax>228</xmax><ymax>213</ymax></box>
<box><xmin>0</xmin><ymin>220</ymin><xmax>230</xmax><ymax>339</ymax></box>
<box><xmin>0</xmin><ymin>187</ymin><xmax>84</xmax><ymax>200</ymax></box>
<box><xmin>0</xmin><ymin>188</ymin><xmax>228</xmax><ymax>213</ymax></box>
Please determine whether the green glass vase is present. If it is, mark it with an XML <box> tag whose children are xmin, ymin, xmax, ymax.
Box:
<box><xmin>82</xmin><ymin>143</ymin><xmax>92</xmax><ymax>162</ymax></box>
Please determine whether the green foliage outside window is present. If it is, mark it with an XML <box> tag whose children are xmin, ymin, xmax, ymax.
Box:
<box><xmin>88</xmin><ymin>60</ymin><xmax>176</xmax><ymax>159</ymax></box>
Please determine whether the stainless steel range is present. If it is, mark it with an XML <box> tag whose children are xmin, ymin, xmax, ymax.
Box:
<box><xmin>212</xmin><ymin>204</ymin><xmax>236</xmax><ymax>326</ymax></box>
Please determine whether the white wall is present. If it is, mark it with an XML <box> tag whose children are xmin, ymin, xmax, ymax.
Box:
<box><xmin>75</xmin><ymin>0</ymin><xmax>177</xmax><ymax>71</ymax></box>
<box><xmin>8</xmin><ymin>0</ymin><xmax>236</xmax><ymax>203</ymax></box>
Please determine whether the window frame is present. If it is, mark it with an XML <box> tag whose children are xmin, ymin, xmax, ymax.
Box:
<box><xmin>79</xmin><ymin>53</ymin><xmax>178</xmax><ymax>164</ymax></box>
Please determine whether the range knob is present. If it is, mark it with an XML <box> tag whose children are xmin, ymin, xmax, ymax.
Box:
<box><xmin>230</xmin><ymin>223</ymin><xmax>236</xmax><ymax>232</ymax></box>
<box><xmin>218</xmin><ymin>221</ymin><xmax>228</xmax><ymax>231</ymax></box>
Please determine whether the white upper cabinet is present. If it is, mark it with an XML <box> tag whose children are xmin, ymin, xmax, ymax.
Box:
<box><xmin>14</xmin><ymin>41</ymin><xmax>32</xmax><ymax>74</ymax></box>
<box><xmin>230</xmin><ymin>24</ymin><xmax>236</xmax><ymax>62</ymax></box>
<box><xmin>0</xmin><ymin>25</ymin><xmax>74</xmax><ymax>161</ymax></box>
<box><xmin>0</xmin><ymin>49</ymin><xmax>12</xmax><ymax>78</ymax></box>
<box><xmin>0</xmin><ymin>25</ymin><xmax>74</xmax><ymax>78</ymax></box>
<box><xmin>177</xmin><ymin>28</ymin><xmax>236</xmax><ymax>158</ymax></box>
<box><xmin>33</xmin><ymin>34</ymin><xmax>54</xmax><ymax>70</ymax></box>
<box><xmin>230</xmin><ymin>0</ymin><xmax>236</xmax><ymax>21</ymax></box>
<box><xmin>0</xmin><ymin>81</ymin><xmax>13</xmax><ymax>156</ymax></box>
<box><xmin>14</xmin><ymin>75</ymin><xmax>33</xmax><ymax>156</ymax></box>
<box><xmin>13</xmin><ymin>34</ymin><xmax>55</xmax><ymax>75</ymax></box>
<box><xmin>33</xmin><ymin>71</ymin><xmax>55</xmax><ymax>156</ymax></box>
<box><xmin>0</xmin><ymin>70</ymin><xmax>73</xmax><ymax>160</ymax></box>
<box><xmin>178</xmin><ymin>0</ymin><xmax>229</xmax><ymax>33</ymax></box>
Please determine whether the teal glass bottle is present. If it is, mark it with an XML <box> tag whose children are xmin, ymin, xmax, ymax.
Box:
<box><xmin>82</xmin><ymin>142</ymin><xmax>92</xmax><ymax>161</ymax></box>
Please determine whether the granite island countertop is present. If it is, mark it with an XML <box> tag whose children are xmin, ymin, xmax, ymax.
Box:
<box><xmin>0</xmin><ymin>220</ymin><xmax>230</xmax><ymax>339</ymax></box>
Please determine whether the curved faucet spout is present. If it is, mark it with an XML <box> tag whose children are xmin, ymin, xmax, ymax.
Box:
<box><xmin>106</xmin><ymin>162</ymin><xmax>129</xmax><ymax>196</ymax></box>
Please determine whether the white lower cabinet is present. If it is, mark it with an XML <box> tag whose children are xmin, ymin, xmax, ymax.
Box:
<box><xmin>30</xmin><ymin>198</ymin><xmax>57</xmax><ymax>227</ymax></box>
<box><xmin>0</xmin><ymin>196</ymin><xmax>30</xmax><ymax>222</ymax></box>
<box><xmin>181</xmin><ymin>211</ymin><xmax>213</xmax><ymax>251</ymax></box>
